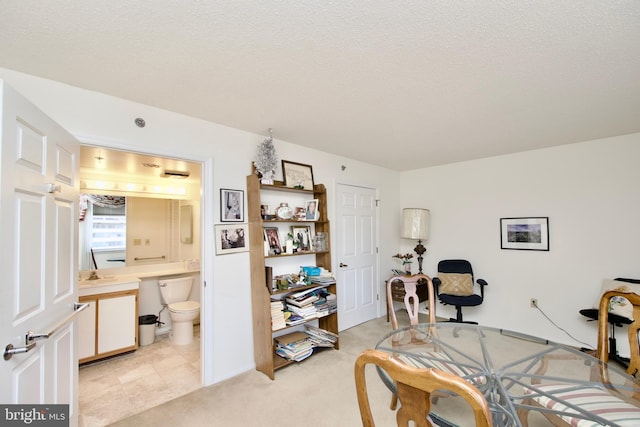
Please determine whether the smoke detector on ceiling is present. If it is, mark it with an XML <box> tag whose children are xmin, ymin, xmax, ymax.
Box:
<box><xmin>161</xmin><ymin>169</ymin><xmax>190</xmax><ymax>179</ymax></box>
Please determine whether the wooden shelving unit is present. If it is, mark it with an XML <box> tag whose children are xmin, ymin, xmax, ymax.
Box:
<box><xmin>247</xmin><ymin>174</ymin><xmax>339</xmax><ymax>379</ymax></box>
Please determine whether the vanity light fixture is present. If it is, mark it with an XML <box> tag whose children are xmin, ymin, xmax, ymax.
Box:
<box><xmin>81</xmin><ymin>180</ymin><xmax>186</xmax><ymax>196</ymax></box>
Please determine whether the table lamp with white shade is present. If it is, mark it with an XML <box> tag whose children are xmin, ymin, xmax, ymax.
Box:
<box><xmin>400</xmin><ymin>208</ymin><xmax>430</xmax><ymax>274</ymax></box>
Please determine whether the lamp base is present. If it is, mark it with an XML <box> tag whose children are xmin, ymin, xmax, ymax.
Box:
<box><xmin>414</xmin><ymin>240</ymin><xmax>426</xmax><ymax>274</ymax></box>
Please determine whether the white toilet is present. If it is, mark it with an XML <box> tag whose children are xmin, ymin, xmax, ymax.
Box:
<box><xmin>158</xmin><ymin>276</ymin><xmax>200</xmax><ymax>345</ymax></box>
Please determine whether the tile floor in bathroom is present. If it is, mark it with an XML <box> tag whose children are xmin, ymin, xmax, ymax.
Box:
<box><xmin>79</xmin><ymin>326</ymin><xmax>201</xmax><ymax>427</ymax></box>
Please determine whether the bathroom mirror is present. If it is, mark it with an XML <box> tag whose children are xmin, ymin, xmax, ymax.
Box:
<box><xmin>180</xmin><ymin>205</ymin><xmax>193</xmax><ymax>244</ymax></box>
<box><xmin>79</xmin><ymin>195</ymin><xmax>199</xmax><ymax>270</ymax></box>
<box><xmin>79</xmin><ymin>145</ymin><xmax>201</xmax><ymax>272</ymax></box>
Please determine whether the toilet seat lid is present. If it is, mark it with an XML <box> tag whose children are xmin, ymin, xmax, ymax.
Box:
<box><xmin>168</xmin><ymin>301</ymin><xmax>200</xmax><ymax>311</ymax></box>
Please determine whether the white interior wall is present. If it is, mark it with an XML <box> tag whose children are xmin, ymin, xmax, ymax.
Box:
<box><xmin>4</xmin><ymin>65</ymin><xmax>636</xmax><ymax>379</ymax></box>
<box><xmin>399</xmin><ymin>134</ymin><xmax>640</xmax><ymax>354</ymax></box>
<box><xmin>0</xmin><ymin>68</ymin><xmax>399</xmax><ymax>384</ymax></box>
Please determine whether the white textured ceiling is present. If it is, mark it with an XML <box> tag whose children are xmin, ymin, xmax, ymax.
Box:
<box><xmin>1</xmin><ymin>1</ymin><xmax>639</xmax><ymax>171</ymax></box>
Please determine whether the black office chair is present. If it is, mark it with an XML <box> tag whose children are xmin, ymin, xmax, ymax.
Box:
<box><xmin>579</xmin><ymin>277</ymin><xmax>640</xmax><ymax>369</ymax></box>
<box><xmin>433</xmin><ymin>259</ymin><xmax>487</xmax><ymax>324</ymax></box>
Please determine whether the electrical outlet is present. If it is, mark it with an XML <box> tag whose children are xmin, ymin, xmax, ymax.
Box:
<box><xmin>530</xmin><ymin>298</ymin><xmax>538</xmax><ymax>308</ymax></box>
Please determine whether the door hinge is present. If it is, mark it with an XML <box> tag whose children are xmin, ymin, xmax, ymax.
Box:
<box><xmin>376</xmin><ymin>199</ymin><xmax>380</xmax><ymax>207</ymax></box>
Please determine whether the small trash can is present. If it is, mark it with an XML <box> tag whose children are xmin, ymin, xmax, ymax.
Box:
<box><xmin>138</xmin><ymin>315</ymin><xmax>157</xmax><ymax>346</ymax></box>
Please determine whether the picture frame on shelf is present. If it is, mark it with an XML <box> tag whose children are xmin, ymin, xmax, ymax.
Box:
<box><xmin>305</xmin><ymin>199</ymin><xmax>320</xmax><ymax>221</ymax></box>
<box><xmin>264</xmin><ymin>226</ymin><xmax>282</xmax><ymax>255</ymax></box>
<box><xmin>282</xmin><ymin>160</ymin><xmax>314</xmax><ymax>190</ymax></box>
<box><xmin>215</xmin><ymin>224</ymin><xmax>249</xmax><ymax>255</ymax></box>
<box><xmin>260</xmin><ymin>203</ymin><xmax>270</xmax><ymax>220</ymax></box>
<box><xmin>294</xmin><ymin>207</ymin><xmax>306</xmax><ymax>221</ymax></box>
<box><xmin>500</xmin><ymin>217</ymin><xmax>549</xmax><ymax>251</ymax></box>
<box><xmin>220</xmin><ymin>188</ymin><xmax>244</xmax><ymax>222</ymax></box>
<box><xmin>291</xmin><ymin>226</ymin><xmax>312</xmax><ymax>252</ymax></box>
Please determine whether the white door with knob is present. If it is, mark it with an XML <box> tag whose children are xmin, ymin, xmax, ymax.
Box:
<box><xmin>335</xmin><ymin>183</ymin><xmax>378</xmax><ymax>330</ymax></box>
<box><xmin>0</xmin><ymin>81</ymin><xmax>80</xmax><ymax>424</ymax></box>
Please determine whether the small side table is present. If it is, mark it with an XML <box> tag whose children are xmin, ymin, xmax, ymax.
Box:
<box><xmin>385</xmin><ymin>275</ymin><xmax>431</xmax><ymax>322</ymax></box>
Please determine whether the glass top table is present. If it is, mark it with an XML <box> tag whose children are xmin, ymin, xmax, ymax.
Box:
<box><xmin>374</xmin><ymin>323</ymin><xmax>640</xmax><ymax>427</ymax></box>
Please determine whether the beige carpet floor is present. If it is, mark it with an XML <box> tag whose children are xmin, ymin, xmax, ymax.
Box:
<box><xmin>108</xmin><ymin>313</ymin><xmax>550</xmax><ymax>426</ymax></box>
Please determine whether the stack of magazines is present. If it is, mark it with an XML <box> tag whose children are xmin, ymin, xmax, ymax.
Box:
<box><xmin>274</xmin><ymin>331</ymin><xmax>314</xmax><ymax>362</ymax></box>
<box><xmin>305</xmin><ymin>325</ymin><xmax>338</xmax><ymax>348</ymax></box>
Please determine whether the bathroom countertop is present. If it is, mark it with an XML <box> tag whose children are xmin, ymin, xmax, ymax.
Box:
<box><xmin>78</xmin><ymin>269</ymin><xmax>200</xmax><ymax>296</ymax></box>
<box><xmin>134</xmin><ymin>268</ymin><xmax>200</xmax><ymax>280</ymax></box>
<box><xmin>78</xmin><ymin>275</ymin><xmax>141</xmax><ymax>296</ymax></box>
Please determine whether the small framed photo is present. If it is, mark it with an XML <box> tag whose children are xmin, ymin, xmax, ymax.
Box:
<box><xmin>294</xmin><ymin>207</ymin><xmax>306</xmax><ymax>220</ymax></box>
<box><xmin>305</xmin><ymin>199</ymin><xmax>319</xmax><ymax>221</ymax></box>
<box><xmin>282</xmin><ymin>160</ymin><xmax>314</xmax><ymax>190</ymax></box>
<box><xmin>260</xmin><ymin>204</ymin><xmax>270</xmax><ymax>219</ymax></box>
<box><xmin>215</xmin><ymin>224</ymin><xmax>249</xmax><ymax>255</ymax></box>
<box><xmin>220</xmin><ymin>189</ymin><xmax>244</xmax><ymax>222</ymax></box>
<box><xmin>291</xmin><ymin>226</ymin><xmax>312</xmax><ymax>252</ymax></box>
<box><xmin>264</xmin><ymin>227</ymin><xmax>282</xmax><ymax>255</ymax></box>
<box><xmin>500</xmin><ymin>217</ymin><xmax>549</xmax><ymax>251</ymax></box>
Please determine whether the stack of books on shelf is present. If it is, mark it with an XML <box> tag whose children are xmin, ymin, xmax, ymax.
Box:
<box><xmin>270</xmin><ymin>300</ymin><xmax>286</xmax><ymax>331</ymax></box>
<box><xmin>274</xmin><ymin>331</ymin><xmax>314</xmax><ymax>362</ymax></box>
<box><xmin>307</xmin><ymin>267</ymin><xmax>337</xmax><ymax>285</ymax></box>
<box><xmin>313</xmin><ymin>292</ymin><xmax>337</xmax><ymax>317</ymax></box>
<box><xmin>305</xmin><ymin>325</ymin><xmax>338</xmax><ymax>348</ymax></box>
<box><xmin>285</xmin><ymin>286</ymin><xmax>336</xmax><ymax>320</ymax></box>
<box><xmin>274</xmin><ymin>327</ymin><xmax>338</xmax><ymax>362</ymax></box>
<box><xmin>283</xmin><ymin>311</ymin><xmax>306</xmax><ymax>326</ymax></box>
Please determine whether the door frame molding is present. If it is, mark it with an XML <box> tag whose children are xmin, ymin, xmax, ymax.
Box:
<box><xmin>74</xmin><ymin>134</ymin><xmax>215</xmax><ymax>385</ymax></box>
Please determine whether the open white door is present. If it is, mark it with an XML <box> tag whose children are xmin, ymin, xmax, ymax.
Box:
<box><xmin>0</xmin><ymin>81</ymin><xmax>80</xmax><ymax>424</ymax></box>
<box><xmin>335</xmin><ymin>183</ymin><xmax>378</xmax><ymax>330</ymax></box>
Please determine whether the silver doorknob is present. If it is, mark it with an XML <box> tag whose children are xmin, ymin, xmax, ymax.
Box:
<box><xmin>339</xmin><ymin>263</ymin><xmax>348</xmax><ymax>268</ymax></box>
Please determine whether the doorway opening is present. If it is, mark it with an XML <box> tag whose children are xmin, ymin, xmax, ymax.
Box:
<box><xmin>78</xmin><ymin>144</ymin><xmax>204</xmax><ymax>425</ymax></box>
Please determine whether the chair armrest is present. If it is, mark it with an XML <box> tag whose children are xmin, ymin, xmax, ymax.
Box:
<box><xmin>476</xmin><ymin>279</ymin><xmax>487</xmax><ymax>298</ymax></box>
<box><xmin>432</xmin><ymin>277</ymin><xmax>441</xmax><ymax>295</ymax></box>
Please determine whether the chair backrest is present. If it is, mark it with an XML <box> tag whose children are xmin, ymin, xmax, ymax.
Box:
<box><xmin>354</xmin><ymin>349</ymin><xmax>492</xmax><ymax>427</ymax></box>
<box><xmin>438</xmin><ymin>259</ymin><xmax>474</xmax><ymax>277</ymax></box>
<box><xmin>386</xmin><ymin>274</ymin><xmax>435</xmax><ymax>329</ymax></box>
<box><xmin>598</xmin><ymin>290</ymin><xmax>640</xmax><ymax>377</ymax></box>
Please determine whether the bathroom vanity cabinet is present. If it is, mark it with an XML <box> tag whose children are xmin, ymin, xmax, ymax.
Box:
<box><xmin>78</xmin><ymin>280</ymin><xmax>140</xmax><ymax>364</ymax></box>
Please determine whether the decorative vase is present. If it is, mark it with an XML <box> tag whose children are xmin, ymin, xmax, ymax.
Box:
<box><xmin>275</xmin><ymin>202</ymin><xmax>293</xmax><ymax>220</ymax></box>
<box><xmin>404</xmin><ymin>263</ymin><xmax>411</xmax><ymax>275</ymax></box>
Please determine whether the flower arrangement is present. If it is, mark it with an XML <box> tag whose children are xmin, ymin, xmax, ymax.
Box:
<box><xmin>392</xmin><ymin>253</ymin><xmax>414</xmax><ymax>265</ymax></box>
<box><xmin>392</xmin><ymin>253</ymin><xmax>414</xmax><ymax>274</ymax></box>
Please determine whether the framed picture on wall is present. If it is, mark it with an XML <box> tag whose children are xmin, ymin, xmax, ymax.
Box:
<box><xmin>215</xmin><ymin>224</ymin><xmax>249</xmax><ymax>254</ymax></box>
<box><xmin>220</xmin><ymin>189</ymin><xmax>244</xmax><ymax>222</ymax></box>
<box><xmin>500</xmin><ymin>217</ymin><xmax>549</xmax><ymax>251</ymax></box>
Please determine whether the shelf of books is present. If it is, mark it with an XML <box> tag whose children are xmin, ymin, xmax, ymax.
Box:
<box><xmin>247</xmin><ymin>173</ymin><xmax>340</xmax><ymax>379</ymax></box>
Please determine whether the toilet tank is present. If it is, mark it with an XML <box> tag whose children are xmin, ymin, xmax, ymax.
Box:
<box><xmin>158</xmin><ymin>276</ymin><xmax>194</xmax><ymax>304</ymax></box>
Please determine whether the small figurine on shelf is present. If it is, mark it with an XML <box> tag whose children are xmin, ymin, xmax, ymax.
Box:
<box><xmin>297</xmin><ymin>268</ymin><xmax>308</xmax><ymax>286</ymax></box>
<box><xmin>392</xmin><ymin>253</ymin><xmax>414</xmax><ymax>275</ymax></box>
